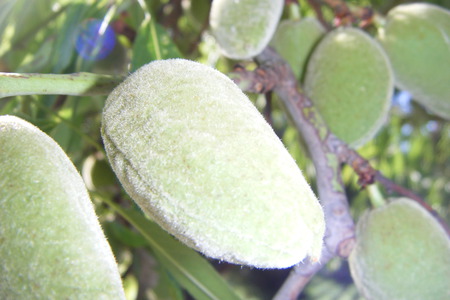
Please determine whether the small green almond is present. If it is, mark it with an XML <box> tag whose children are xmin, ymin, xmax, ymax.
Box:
<box><xmin>209</xmin><ymin>0</ymin><xmax>284</xmax><ymax>59</ymax></box>
<box><xmin>270</xmin><ymin>18</ymin><xmax>326</xmax><ymax>81</ymax></box>
<box><xmin>378</xmin><ymin>3</ymin><xmax>450</xmax><ymax>120</ymax></box>
<box><xmin>101</xmin><ymin>59</ymin><xmax>325</xmax><ymax>268</ymax></box>
<box><xmin>0</xmin><ymin>116</ymin><xmax>125</xmax><ymax>299</ymax></box>
<box><xmin>304</xmin><ymin>27</ymin><xmax>394</xmax><ymax>147</ymax></box>
<box><xmin>349</xmin><ymin>198</ymin><xmax>450</xmax><ymax>300</ymax></box>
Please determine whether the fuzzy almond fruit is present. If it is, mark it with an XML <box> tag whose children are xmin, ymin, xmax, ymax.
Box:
<box><xmin>270</xmin><ymin>18</ymin><xmax>326</xmax><ymax>81</ymax></box>
<box><xmin>209</xmin><ymin>0</ymin><xmax>284</xmax><ymax>59</ymax></box>
<box><xmin>101</xmin><ymin>59</ymin><xmax>325</xmax><ymax>269</ymax></box>
<box><xmin>304</xmin><ymin>27</ymin><xmax>394</xmax><ymax>147</ymax></box>
<box><xmin>0</xmin><ymin>115</ymin><xmax>125</xmax><ymax>299</ymax></box>
<box><xmin>378</xmin><ymin>3</ymin><xmax>450</xmax><ymax>120</ymax></box>
<box><xmin>349</xmin><ymin>198</ymin><xmax>450</xmax><ymax>300</ymax></box>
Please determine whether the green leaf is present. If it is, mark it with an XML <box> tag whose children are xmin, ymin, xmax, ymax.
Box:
<box><xmin>107</xmin><ymin>222</ymin><xmax>148</xmax><ymax>248</ymax></box>
<box><xmin>131</xmin><ymin>18</ymin><xmax>182</xmax><ymax>71</ymax></box>
<box><xmin>153</xmin><ymin>268</ymin><xmax>185</xmax><ymax>300</ymax></box>
<box><xmin>0</xmin><ymin>0</ymin><xmax>15</xmax><ymax>40</ymax></box>
<box><xmin>103</xmin><ymin>198</ymin><xmax>242</xmax><ymax>300</ymax></box>
<box><xmin>16</xmin><ymin>37</ymin><xmax>56</xmax><ymax>73</ymax></box>
<box><xmin>0</xmin><ymin>0</ymin><xmax>67</xmax><ymax>68</ymax></box>
<box><xmin>51</xmin><ymin>3</ymin><xmax>89</xmax><ymax>73</ymax></box>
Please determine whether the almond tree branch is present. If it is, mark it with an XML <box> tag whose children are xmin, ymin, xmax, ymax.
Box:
<box><xmin>321</xmin><ymin>0</ymin><xmax>353</xmax><ymax>25</ymax></box>
<box><xmin>231</xmin><ymin>47</ymin><xmax>449</xmax><ymax>298</ymax></box>
<box><xmin>334</xmin><ymin>143</ymin><xmax>450</xmax><ymax>237</ymax></box>
<box><xmin>305</xmin><ymin>0</ymin><xmax>332</xmax><ymax>30</ymax></box>
<box><xmin>231</xmin><ymin>47</ymin><xmax>356</xmax><ymax>299</ymax></box>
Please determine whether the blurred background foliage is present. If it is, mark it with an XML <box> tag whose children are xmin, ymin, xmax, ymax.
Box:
<box><xmin>0</xmin><ymin>0</ymin><xmax>448</xmax><ymax>299</ymax></box>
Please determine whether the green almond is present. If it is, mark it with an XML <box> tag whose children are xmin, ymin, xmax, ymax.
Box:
<box><xmin>209</xmin><ymin>0</ymin><xmax>284</xmax><ymax>59</ymax></box>
<box><xmin>101</xmin><ymin>59</ymin><xmax>325</xmax><ymax>268</ymax></box>
<box><xmin>0</xmin><ymin>115</ymin><xmax>125</xmax><ymax>299</ymax></box>
<box><xmin>349</xmin><ymin>198</ymin><xmax>450</xmax><ymax>300</ymax></box>
<box><xmin>270</xmin><ymin>18</ymin><xmax>326</xmax><ymax>81</ymax></box>
<box><xmin>378</xmin><ymin>3</ymin><xmax>450</xmax><ymax>120</ymax></box>
<box><xmin>304</xmin><ymin>27</ymin><xmax>394</xmax><ymax>147</ymax></box>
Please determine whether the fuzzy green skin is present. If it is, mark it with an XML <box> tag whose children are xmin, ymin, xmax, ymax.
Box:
<box><xmin>270</xmin><ymin>18</ymin><xmax>326</xmax><ymax>82</ymax></box>
<box><xmin>0</xmin><ymin>116</ymin><xmax>125</xmax><ymax>299</ymax></box>
<box><xmin>378</xmin><ymin>3</ymin><xmax>450</xmax><ymax>120</ymax></box>
<box><xmin>101</xmin><ymin>59</ymin><xmax>325</xmax><ymax>269</ymax></box>
<box><xmin>304</xmin><ymin>27</ymin><xmax>393</xmax><ymax>147</ymax></box>
<box><xmin>349</xmin><ymin>199</ymin><xmax>450</xmax><ymax>300</ymax></box>
<box><xmin>209</xmin><ymin>0</ymin><xmax>284</xmax><ymax>59</ymax></box>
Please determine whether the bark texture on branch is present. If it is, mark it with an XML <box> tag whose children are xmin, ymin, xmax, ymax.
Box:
<box><xmin>231</xmin><ymin>47</ymin><xmax>449</xmax><ymax>298</ymax></box>
<box><xmin>231</xmin><ymin>48</ymin><xmax>355</xmax><ymax>299</ymax></box>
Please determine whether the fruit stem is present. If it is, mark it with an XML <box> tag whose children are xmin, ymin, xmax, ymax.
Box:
<box><xmin>0</xmin><ymin>72</ymin><xmax>123</xmax><ymax>98</ymax></box>
<box><xmin>367</xmin><ymin>184</ymin><xmax>386</xmax><ymax>208</ymax></box>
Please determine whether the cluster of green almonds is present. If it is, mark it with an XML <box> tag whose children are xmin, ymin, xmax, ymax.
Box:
<box><xmin>101</xmin><ymin>59</ymin><xmax>325</xmax><ymax>269</ymax></box>
<box><xmin>349</xmin><ymin>198</ymin><xmax>450</xmax><ymax>299</ymax></box>
<box><xmin>3</xmin><ymin>3</ymin><xmax>447</xmax><ymax>297</ymax></box>
<box><xmin>0</xmin><ymin>116</ymin><xmax>125</xmax><ymax>299</ymax></box>
<box><xmin>211</xmin><ymin>1</ymin><xmax>448</xmax><ymax>144</ymax></box>
<box><xmin>378</xmin><ymin>3</ymin><xmax>450</xmax><ymax>120</ymax></box>
<box><xmin>228</xmin><ymin>3</ymin><xmax>394</xmax><ymax>147</ymax></box>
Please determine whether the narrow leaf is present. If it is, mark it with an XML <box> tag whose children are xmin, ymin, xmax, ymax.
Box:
<box><xmin>103</xmin><ymin>198</ymin><xmax>242</xmax><ymax>300</ymax></box>
<box><xmin>51</xmin><ymin>3</ymin><xmax>89</xmax><ymax>73</ymax></box>
<box><xmin>131</xmin><ymin>18</ymin><xmax>182</xmax><ymax>71</ymax></box>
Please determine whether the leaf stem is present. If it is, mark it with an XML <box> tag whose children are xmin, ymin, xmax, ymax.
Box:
<box><xmin>0</xmin><ymin>72</ymin><xmax>124</xmax><ymax>98</ymax></box>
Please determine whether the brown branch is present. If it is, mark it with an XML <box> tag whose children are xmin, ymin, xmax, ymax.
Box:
<box><xmin>232</xmin><ymin>48</ymin><xmax>356</xmax><ymax>299</ymax></box>
<box><xmin>263</xmin><ymin>92</ymin><xmax>274</xmax><ymax>126</ymax></box>
<box><xmin>306</xmin><ymin>0</ymin><xmax>374</xmax><ymax>29</ymax></box>
<box><xmin>321</xmin><ymin>0</ymin><xmax>353</xmax><ymax>26</ymax></box>
<box><xmin>230</xmin><ymin>64</ymin><xmax>277</xmax><ymax>93</ymax></box>
<box><xmin>231</xmin><ymin>47</ymin><xmax>450</xmax><ymax>298</ymax></box>
<box><xmin>333</xmin><ymin>143</ymin><xmax>450</xmax><ymax>237</ymax></box>
<box><xmin>354</xmin><ymin>6</ymin><xmax>375</xmax><ymax>29</ymax></box>
<box><xmin>274</xmin><ymin>251</ymin><xmax>334</xmax><ymax>300</ymax></box>
<box><xmin>306</xmin><ymin>0</ymin><xmax>332</xmax><ymax>30</ymax></box>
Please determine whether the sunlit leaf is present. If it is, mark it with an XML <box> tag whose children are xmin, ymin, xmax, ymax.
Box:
<box><xmin>0</xmin><ymin>0</ymin><xmax>15</xmax><ymax>41</ymax></box>
<box><xmin>0</xmin><ymin>0</ymin><xmax>67</xmax><ymax>69</ymax></box>
<box><xmin>51</xmin><ymin>3</ymin><xmax>89</xmax><ymax>72</ymax></box>
<box><xmin>131</xmin><ymin>18</ymin><xmax>182</xmax><ymax>71</ymax></box>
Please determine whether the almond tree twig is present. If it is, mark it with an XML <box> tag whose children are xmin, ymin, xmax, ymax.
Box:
<box><xmin>305</xmin><ymin>0</ymin><xmax>332</xmax><ymax>30</ymax></box>
<box><xmin>321</xmin><ymin>0</ymin><xmax>354</xmax><ymax>25</ymax></box>
<box><xmin>231</xmin><ymin>47</ymin><xmax>356</xmax><ymax>299</ymax></box>
<box><xmin>334</xmin><ymin>144</ymin><xmax>450</xmax><ymax>237</ymax></box>
<box><xmin>231</xmin><ymin>46</ymin><xmax>449</xmax><ymax>298</ymax></box>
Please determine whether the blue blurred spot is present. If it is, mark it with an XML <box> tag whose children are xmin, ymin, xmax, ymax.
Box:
<box><xmin>75</xmin><ymin>19</ymin><xmax>116</xmax><ymax>61</ymax></box>
<box><xmin>400</xmin><ymin>140</ymin><xmax>410</xmax><ymax>153</ymax></box>
<box><xmin>392</xmin><ymin>90</ymin><xmax>412</xmax><ymax>114</ymax></box>
<box><xmin>425</xmin><ymin>120</ymin><xmax>438</xmax><ymax>132</ymax></box>
<box><xmin>401</xmin><ymin>123</ymin><xmax>413</xmax><ymax>136</ymax></box>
